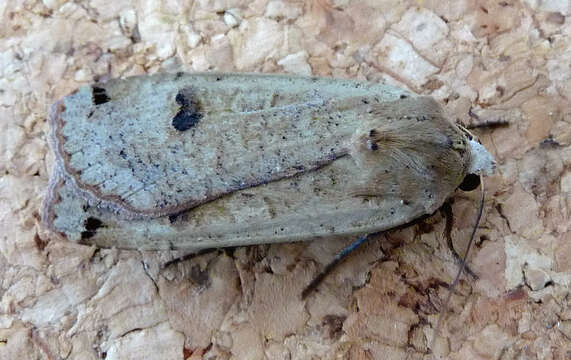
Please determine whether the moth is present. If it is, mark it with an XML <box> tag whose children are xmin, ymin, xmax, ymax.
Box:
<box><xmin>42</xmin><ymin>72</ymin><xmax>495</xmax><ymax>251</ymax></box>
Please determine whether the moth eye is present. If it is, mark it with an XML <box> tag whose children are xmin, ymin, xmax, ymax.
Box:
<box><xmin>459</xmin><ymin>173</ymin><xmax>480</xmax><ymax>191</ymax></box>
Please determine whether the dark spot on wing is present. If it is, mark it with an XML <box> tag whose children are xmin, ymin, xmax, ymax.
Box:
<box><xmin>366</xmin><ymin>129</ymin><xmax>379</xmax><ymax>151</ymax></box>
<box><xmin>92</xmin><ymin>86</ymin><xmax>110</xmax><ymax>105</ymax></box>
<box><xmin>172</xmin><ymin>87</ymin><xmax>203</xmax><ymax>131</ymax></box>
<box><xmin>81</xmin><ymin>217</ymin><xmax>103</xmax><ymax>239</ymax></box>
<box><xmin>168</xmin><ymin>211</ymin><xmax>187</xmax><ymax>224</ymax></box>
<box><xmin>172</xmin><ymin>111</ymin><xmax>201</xmax><ymax>131</ymax></box>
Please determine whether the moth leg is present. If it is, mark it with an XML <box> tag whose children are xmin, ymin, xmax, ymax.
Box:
<box><xmin>441</xmin><ymin>201</ymin><xmax>478</xmax><ymax>280</ymax></box>
<box><xmin>162</xmin><ymin>247</ymin><xmax>221</xmax><ymax>269</ymax></box>
<box><xmin>301</xmin><ymin>234</ymin><xmax>372</xmax><ymax>299</ymax></box>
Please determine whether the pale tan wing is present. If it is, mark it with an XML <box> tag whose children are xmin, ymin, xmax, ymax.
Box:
<box><xmin>44</xmin><ymin>80</ymin><xmax>475</xmax><ymax>249</ymax></box>
<box><xmin>48</xmin><ymin>73</ymin><xmax>411</xmax><ymax>218</ymax></box>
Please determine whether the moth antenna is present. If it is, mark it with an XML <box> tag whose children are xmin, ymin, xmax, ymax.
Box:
<box><xmin>431</xmin><ymin>175</ymin><xmax>485</xmax><ymax>350</ymax></box>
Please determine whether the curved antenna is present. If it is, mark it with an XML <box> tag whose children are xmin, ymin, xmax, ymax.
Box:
<box><xmin>431</xmin><ymin>175</ymin><xmax>486</xmax><ymax>350</ymax></box>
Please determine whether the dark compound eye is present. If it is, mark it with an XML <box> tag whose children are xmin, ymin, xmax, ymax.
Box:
<box><xmin>459</xmin><ymin>173</ymin><xmax>480</xmax><ymax>191</ymax></box>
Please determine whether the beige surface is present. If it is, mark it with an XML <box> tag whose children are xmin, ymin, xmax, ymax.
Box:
<box><xmin>1</xmin><ymin>1</ymin><xmax>570</xmax><ymax>359</ymax></box>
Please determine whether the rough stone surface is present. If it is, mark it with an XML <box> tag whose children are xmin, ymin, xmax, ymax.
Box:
<box><xmin>1</xmin><ymin>1</ymin><xmax>569</xmax><ymax>359</ymax></box>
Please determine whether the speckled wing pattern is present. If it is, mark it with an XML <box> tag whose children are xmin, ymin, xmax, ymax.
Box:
<box><xmin>43</xmin><ymin>73</ymin><xmax>475</xmax><ymax>250</ymax></box>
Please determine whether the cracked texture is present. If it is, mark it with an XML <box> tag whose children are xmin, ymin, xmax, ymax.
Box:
<box><xmin>1</xmin><ymin>0</ymin><xmax>569</xmax><ymax>359</ymax></box>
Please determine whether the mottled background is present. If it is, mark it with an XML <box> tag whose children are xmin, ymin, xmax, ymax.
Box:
<box><xmin>0</xmin><ymin>1</ymin><xmax>569</xmax><ymax>359</ymax></box>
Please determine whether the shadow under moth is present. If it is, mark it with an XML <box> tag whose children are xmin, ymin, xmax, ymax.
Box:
<box><xmin>42</xmin><ymin>72</ymin><xmax>495</xmax><ymax>267</ymax></box>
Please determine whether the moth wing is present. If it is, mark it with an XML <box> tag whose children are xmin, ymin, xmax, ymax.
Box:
<box><xmin>48</xmin><ymin>73</ymin><xmax>410</xmax><ymax>218</ymax></box>
<box><xmin>46</xmin><ymin>88</ymin><xmax>474</xmax><ymax>249</ymax></box>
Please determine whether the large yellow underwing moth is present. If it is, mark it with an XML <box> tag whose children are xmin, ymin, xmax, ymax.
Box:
<box><xmin>42</xmin><ymin>72</ymin><xmax>495</xmax><ymax>251</ymax></box>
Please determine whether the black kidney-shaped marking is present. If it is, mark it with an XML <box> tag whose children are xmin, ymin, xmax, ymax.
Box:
<box><xmin>172</xmin><ymin>87</ymin><xmax>203</xmax><ymax>131</ymax></box>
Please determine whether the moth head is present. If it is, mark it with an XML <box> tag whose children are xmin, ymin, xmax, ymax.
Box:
<box><xmin>458</xmin><ymin>127</ymin><xmax>496</xmax><ymax>191</ymax></box>
<box><xmin>466</xmin><ymin>137</ymin><xmax>495</xmax><ymax>176</ymax></box>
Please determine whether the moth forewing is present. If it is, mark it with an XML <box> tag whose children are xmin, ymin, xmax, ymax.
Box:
<box><xmin>42</xmin><ymin>73</ymin><xmax>495</xmax><ymax>250</ymax></box>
